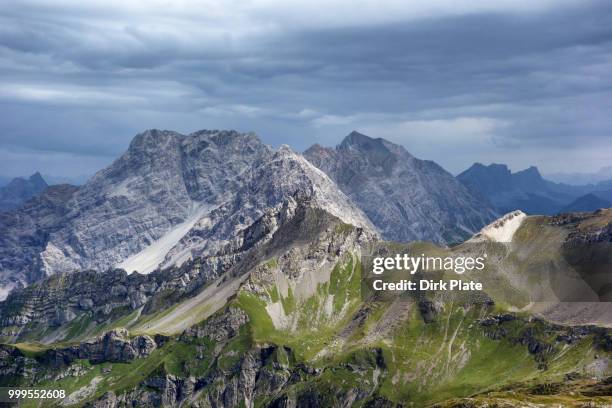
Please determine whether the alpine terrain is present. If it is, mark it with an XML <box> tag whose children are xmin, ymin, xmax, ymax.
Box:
<box><xmin>0</xmin><ymin>130</ymin><xmax>610</xmax><ymax>407</ymax></box>
<box><xmin>0</xmin><ymin>129</ymin><xmax>372</xmax><ymax>298</ymax></box>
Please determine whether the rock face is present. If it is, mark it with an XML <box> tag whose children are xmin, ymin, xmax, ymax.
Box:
<box><xmin>46</xmin><ymin>328</ymin><xmax>157</xmax><ymax>366</ymax></box>
<box><xmin>182</xmin><ymin>307</ymin><xmax>249</xmax><ymax>342</ymax></box>
<box><xmin>0</xmin><ymin>172</ymin><xmax>48</xmax><ymax>212</ymax></box>
<box><xmin>304</xmin><ymin>131</ymin><xmax>495</xmax><ymax>244</ymax></box>
<box><xmin>39</xmin><ymin>129</ymin><xmax>275</xmax><ymax>278</ymax></box>
<box><xmin>0</xmin><ymin>130</ymin><xmax>374</xmax><ymax>299</ymax></box>
<box><xmin>0</xmin><ymin>266</ymin><xmax>203</xmax><ymax>341</ymax></box>
<box><xmin>0</xmin><ymin>184</ymin><xmax>79</xmax><ymax>299</ymax></box>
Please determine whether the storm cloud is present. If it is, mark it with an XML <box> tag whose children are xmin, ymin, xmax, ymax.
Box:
<box><xmin>1</xmin><ymin>0</ymin><xmax>611</xmax><ymax>179</ymax></box>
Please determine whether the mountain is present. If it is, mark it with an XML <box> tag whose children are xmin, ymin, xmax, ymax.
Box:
<box><xmin>304</xmin><ymin>131</ymin><xmax>495</xmax><ymax>244</ymax></box>
<box><xmin>0</xmin><ymin>207</ymin><xmax>610</xmax><ymax>407</ymax></box>
<box><xmin>456</xmin><ymin>163</ymin><xmax>595</xmax><ymax>215</ymax></box>
<box><xmin>0</xmin><ymin>172</ymin><xmax>48</xmax><ymax>212</ymax></box>
<box><xmin>0</xmin><ymin>129</ymin><xmax>373</xmax><ymax>298</ymax></box>
<box><xmin>561</xmin><ymin>193</ymin><xmax>612</xmax><ymax>213</ymax></box>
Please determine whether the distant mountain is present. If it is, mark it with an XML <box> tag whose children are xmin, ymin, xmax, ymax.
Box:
<box><xmin>560</xmin><ymin>193</ymin><xmax>612</xmax><ymax>213</ymax></box>
<box><xmin>456</xmin><ymin>163</ymin><xmax>593</xmax><ymax>215</ymax></box>
<box><xmin>0</xmin><ymin>172</ymin><xmax>48</xmax><ymax>212</ymax></box>
<box><xmin>304</xmin><ymin>131</ymin><xmax>496</xmax><ymax>244</ymax></box>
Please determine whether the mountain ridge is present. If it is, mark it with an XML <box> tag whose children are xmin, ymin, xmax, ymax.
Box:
<box><xmin>456</xmin><ymin>162</ymin><xmax>610</xmax><ymax>215</ymax></box>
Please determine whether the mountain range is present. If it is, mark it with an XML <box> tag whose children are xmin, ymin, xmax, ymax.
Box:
<box><xmin>0</xmin><ymin>130</ymin><xmax>498</xmax><ymax>298</ymax></box>
<box><xmin>457</xmin><ymin>162</ymin><xmax>612</xmax><ymax>215</ymax></box>
<box><xmin>0</xmin><ymin>129</ymin><xmax>610</xmax><ymax>407</ymax></box>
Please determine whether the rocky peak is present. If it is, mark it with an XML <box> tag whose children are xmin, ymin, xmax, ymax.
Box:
<box><xmin>127</xmin><ymin>128</ymin><xmax>181</xmax><ymax>152</ymax></box>
<box><xmin>513</xmin><ymin>165</ymin><xmax>546</xmax><ymax>192</ymax></box>
<box><xmin>27</xmin><ymin>172</ymin><xmax>47</xmax><ymax>188</ymax></box>
<box><xmin>340</xmin><ymin>130</ymin><xmax>383</xmax><ymax>149</ymax></box>
<box><xmin>0</xmin><ymin>172</ymin><xmax>49</xmax><ymax>212</ymax></box>
<box><xmin>304</xmin><ymin>132</ymin><xmax>494</xmax><ymax>244</ymax></box>
<box><xmin>456</xmin><ymin>162</ymin><xmax>576</xmax><ymax>215</ymax></box>
<box><xmin>0</xmin><ymin>130</ymin><xmax>277</xmax><ymax>290</ymax></box>
<box><xmin>456</xmin><ymin>163</ymin><xmax>513</xmax><ymax>195</ymax></box>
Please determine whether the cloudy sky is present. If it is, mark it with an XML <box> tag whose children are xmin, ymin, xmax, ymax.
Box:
<box><xmin>1</xmin><ymin>0</ymin><xmax>611</xmax><ymax>181</ymax></box>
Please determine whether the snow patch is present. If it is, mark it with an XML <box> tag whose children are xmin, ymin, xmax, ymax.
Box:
<box><xmin>473</xmin><ymin>210</ymin><xmax>526</xmax><ymax>242</ymax></box>
<box><xmin>117</xmin><ymin>204</ymin><xmax>213</xmax><ymax>274</ymax></box>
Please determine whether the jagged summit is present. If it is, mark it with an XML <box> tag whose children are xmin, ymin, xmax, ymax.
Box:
<box><xmin>456</xmin><ymin>162</ymin><xmax>590</xmax><ymax>215</ymax></box>
<box><xmin>340</xmin><ymin>130</ymin><xmax>385</xmax><ymax>149</ymax></box>
<box><xmin>305</xmin><ymin>132</ymin><xmax>495</xmax><ymax>244</ymax></box>
<box><xmin>337</xmin><ymin>131</ymin><xmax>412</xmax><ymax>159</ymax></box>
<box><xmin>28</xmin><ymin>172</ymin><xmax>46</xmax><ymax>185</ymax></box>
<box><xmin>457</xmin><ymin>163</ymin><xmax>546</xmax><ymax>194</ymax></box>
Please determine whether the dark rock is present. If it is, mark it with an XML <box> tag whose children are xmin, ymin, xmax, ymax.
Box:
<box><xmin>43</xmin><ymin>328</ymin><xmax>156</xmax><ymax>367</ymax></box>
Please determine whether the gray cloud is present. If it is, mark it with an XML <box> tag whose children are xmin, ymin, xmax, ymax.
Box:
<box><xmin>0</xmin><ymin>0</ymin><xmax>611</xmax><ymax>178</ymax></box>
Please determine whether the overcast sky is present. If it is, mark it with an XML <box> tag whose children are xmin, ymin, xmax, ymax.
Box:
<box><xmin>1</xmin><ymin>0</ymin><xmax>611</xmax><ymax>180</ymax></box>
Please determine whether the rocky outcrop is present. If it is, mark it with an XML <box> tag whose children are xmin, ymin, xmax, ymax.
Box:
<box><xmin>0</xmin><ymin>265</ymin><xmax>204</xmax><ymax>341</ymax></box>
<box><xmin>0</xmin><ymin>183</ymin><xmax>78</xmax><ymax>297</ymax></box>
<box><xmin>305</xmin><ymin>131</ymin><xmax>495</xmax><ymax>244</ymax></box>
<box><xmin>479</xmin><ymin>314</ymin><xmax>612</xmax><ymax>370</ymax></box>
<box><xmin>182</xmin><ymin>307</ymin><xmax>249</xmax><ymax>342</ymax></box>
<box><xmin>44</xmin><ymin>328</ymin><xmax>157</xmax><ymax>367</ymax></box>
<box><xmin>0</xmin><ymin>344</ymin><xmax>38</xmax><ymax>381</ymax></box>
